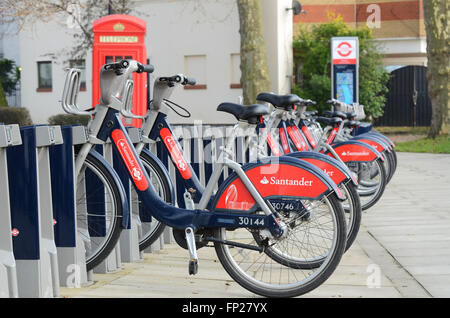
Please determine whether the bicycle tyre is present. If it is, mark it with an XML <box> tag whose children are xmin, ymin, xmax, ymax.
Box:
<box><xmin>259</xmin><ymin>181</ymin><xmax>359</xmax><ymax>267</ymax></box>
<box><xmin>357</xmin><ymin>158</ymin><xmax>386</xmax><ymax>211</ymax></box>
<box><xmin>76</xmin><ymin>152</ymin><xmax>124</xmax><ymax>271</ymax></box>
<box><xmin>341</xmin><ymin>182</ymin><xmax>361</xmax><ymax>252</ymax></box>
<box><xmin>213</xmin><ymin>193</ymin><xmax>347</xmax><ymax>298</ymax></box>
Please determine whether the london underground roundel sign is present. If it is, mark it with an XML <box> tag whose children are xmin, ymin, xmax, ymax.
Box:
<box><xmin>332</xmin><ymin>38</ymin><xmax>358</xmax><ymax>65</ymax></box>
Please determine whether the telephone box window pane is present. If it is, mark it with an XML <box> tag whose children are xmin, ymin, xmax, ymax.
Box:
<box><xmin>38</xmin><ymin>61</ymin><xmax>52</xmax><ymax>89</ymax></box>
<box><xmin>115</xmin><ymin>56</ymin><xmax>123</xmax><ymax>62</ymax></box>
<box><xmin>105</xmin><ymin>56</ymin><xmax>113</xmax><ymax>64</ymax></box>
<box><xmin>70</xmin><ymin>60</ymin><xmax>86</xmax><ymax>89</ymax></box>
<box><xmin>125</xmin><ymin>56</ymin><xmax>133</xmax><ymax>60</ymax></box>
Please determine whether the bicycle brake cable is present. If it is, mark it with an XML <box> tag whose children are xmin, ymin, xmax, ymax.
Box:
<box><xmin>163</xmin><ymin>99</ymin><xmax>192</xmax><ymax>118</ymax></box>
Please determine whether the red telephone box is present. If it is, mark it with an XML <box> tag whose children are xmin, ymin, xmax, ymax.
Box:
<box><xmin>92</xmin><ymin>14</ymin><xmax>147</xmax><ymax>127</ymax></box>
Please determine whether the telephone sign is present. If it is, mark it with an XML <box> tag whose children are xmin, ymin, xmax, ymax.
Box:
<box><xmin>331</xmin><ymin>37</ymin><xmax>359</xmax><ymax>104</ymax></box>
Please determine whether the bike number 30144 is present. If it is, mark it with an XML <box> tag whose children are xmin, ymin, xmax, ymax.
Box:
<box><xmin>238</xmin><ymin>217</ymin><xmax>264</xmax><ymax>226</ymax></box>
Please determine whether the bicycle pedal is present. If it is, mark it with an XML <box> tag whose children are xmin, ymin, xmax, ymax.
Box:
<box><xmin>189</xmin><ymin>259</ymin><xmax>198</xmax><ymax>275</ymax></box>
<box><xmin>185</xmin><ymin>227</ymin><xmax>199</xmax><ymax>275</ymax></box>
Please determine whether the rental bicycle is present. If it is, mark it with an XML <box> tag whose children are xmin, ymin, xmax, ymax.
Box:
<box><xmin>62</xmin><ymin>60</ymin><xmax>347</xmax><ymax>297</ymax></box>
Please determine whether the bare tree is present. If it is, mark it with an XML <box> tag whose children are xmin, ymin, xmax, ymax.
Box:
<box><xmin>237</xmin><ymin>0</ymin><xmax>271</xmax><ymax>105</ymax></box>
<box><xmin>422</xmin><ymin>0</ymin><xmax>449</xmax><ymax>138</ymax></box>
<box><xmin>0</xmin><ymin>0</ymin><xmax>133</xmax><ymax>59</ymax></box>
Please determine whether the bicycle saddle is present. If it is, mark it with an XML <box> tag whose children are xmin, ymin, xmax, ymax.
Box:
<box><xmin>304</xmin><ymin>110</ymin><xmax>318</xmax><ymax>117</ymax></box>
<box><xmin>256</xmin><ymin>92</ymin><xmax>301</xmax><ymax>110</ymax></box>
<box><xmin>346</xmin><ymin>112</ymin><xmax>357</xmax><ymax>120</ymax></box>
<box><xmin>217</xmin><ymin>103</ymin><xmax>270</xmax><ymax>124</ymax></box>
<box><xmin>344</xmin><ymin>120</ymin><xmax>359</xmax><ymax>127</ymax></box>
<box><xmin>323</xmin><ymin>110</ymin><xmax>347</xmax><ymax>119</ymax></box>
<box><xmin>316</xmin><ymin>116</ymin><xmax>343</xmax><ymax>126</ymax></box>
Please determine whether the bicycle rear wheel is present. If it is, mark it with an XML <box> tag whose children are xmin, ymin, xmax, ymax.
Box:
<box><xmin>214</xmin><ymin>193</ymin><xmax>347</xmax><ymax>298</ymax></box>
<box><xmin>355</xmin><ymin>158</ymin><xmax>386</xmax><ymax>210</ymax></box>
<box><xmin>76</xmin><ymin>152</ymin><xmax>124</xmax><ymax>271</ymax></box>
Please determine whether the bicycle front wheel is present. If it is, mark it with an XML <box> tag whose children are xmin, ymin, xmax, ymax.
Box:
<box><xmin>213</xmin><ymin>193</ymin><xmax>347</xmax><ymax>298</ymax></box>
<box><xmin>76</xmin><ymin>152</ymin><xmax>124</xmax><ymax>271</ymax></box>
<box><xmin>135</xmin><ymin>150</ymin><xmax>173</xmax><ymax>251</ymax></box>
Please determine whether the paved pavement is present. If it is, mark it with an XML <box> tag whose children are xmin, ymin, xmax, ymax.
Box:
<box><xmin>61</xmin><ymin>152</ymin><xmax>450</xmax><ymax>298</ymax></box>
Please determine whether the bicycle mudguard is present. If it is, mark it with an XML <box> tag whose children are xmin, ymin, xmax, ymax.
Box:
<box><xmin>366</xmin><ymin>131</ymin><xmax>396</xmax><ymax>148</ymax></box>
<box><xmin>326</xmin><ymin>140</ymin><xmax>382</xmax><ymax>163</ymax></box>
<box><xmin>286</xmin><ymin>151</ymin><xmax>358</xmax><ymax>186</ymax></box>
<box><xmin>141</xmin><ymin>147</ymin><xmax>176</xmax><ymax>205</ymax></box>
<box><xmin>350</xmin><ymin>135</ymin><xmax>391</xmax><ymax>154</ymax></box>
<box><xmin>88</xmin><ymin>149</ymin><xmax>131</xmax><ymax>229</ymax></box>
<box><xmin>211</xmin><ymin>156</ymin><xmax>345</xmax><ymax>213</ymax></box>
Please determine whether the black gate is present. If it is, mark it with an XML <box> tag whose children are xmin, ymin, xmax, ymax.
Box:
<box><xmin>376</xmin><ymin>65</ymin><xmax>431</xmax><ymax>126</ymax></box>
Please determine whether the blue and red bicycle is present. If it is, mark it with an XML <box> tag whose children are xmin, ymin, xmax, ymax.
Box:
<box><xmin>62</xmin><ymin>60</ymin><xmax>348</xmax><ymax>297</ymax></box>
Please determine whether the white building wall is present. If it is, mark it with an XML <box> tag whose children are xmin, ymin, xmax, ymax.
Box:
<box><xmin>134</xmin><ymin>0</ymin><xmax>243</xmax><ymax>125</ymax></box>
<box><xmin>19</xmin><ymin>17</ymin><xmax>93</xmax><ymax>124</ymax></box>
<box><xmin>261</xmin><ymin>0</ymin><xmax>294</xmax><ymax>95</ymax></box>
<box><xmin>17</xmin><ymin>0</ymin><xmax>295</xmax><ymax>125</ymax></box>
<box><xmin>376</xmin><ymin>37</ymin><xmax>428</xmax><ymax>67</ymax></box>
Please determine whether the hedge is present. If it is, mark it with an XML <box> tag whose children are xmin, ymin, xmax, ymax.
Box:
<box><xmin>48</xmin><ymin>114</ymin><xmax>91</xmax><ymax>126</ymax></box>
<box><xmin>0</xmin><ymin>107</ymin><xmax>33</xmax><ymax>126</ymax></box>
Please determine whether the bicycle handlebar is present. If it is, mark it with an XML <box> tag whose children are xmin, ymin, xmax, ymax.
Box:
<box><xmin>137</xmin><ymin>63</ymin><xmax>155</xmax><ymax>74</ymax></box>
<box><xmin>295</xmin><ymin>99</ymin><xmax>316</xmax><ymax>107</ymax></box>
<box><xmin>159</xmin><ymin>75</ymin><xmax>196</xmax><ymax>86</ymax></box>
<box><xmin>103</xmin><ymin>60</ymin><xmax>154</xmax><ymax>74</ymax></box>
<box><xmin>327</xmin><ymin>99</ymin><xmax>348</xmax><ymax>107</ymax></box>
<box><xmin>183</xmin><ymin>77</ymin><xmax>196</xmax><ymax>86</ymax></box>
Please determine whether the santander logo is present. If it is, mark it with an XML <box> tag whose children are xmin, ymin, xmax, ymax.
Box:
<box><xmin>260</xmin><ymin>176</ymin><xmax>269</xmax><ymax>184</ymax></box>
<box><xmin>260</xmin><ymin>176</ymin><xmax>313</xmax><ymax>187</ymax></box>
<box><xmin>341</xmin><ymin>151</ymin><xmax>370</xmax><ymax>156</ymax></box>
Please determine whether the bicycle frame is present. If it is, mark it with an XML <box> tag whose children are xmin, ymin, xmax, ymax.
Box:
<box><xmin>257</xmin><ymin>109</ymin><xmax>358</xmax><ymax>186</ymax></box>
<box><xmin>71</xmin><ymin>94</ymin><xmax>279</xmax><ymax>234</ymax></box>
<box><xmin>139</xmin><ymin>111</ymin><xmax>206</xmax><ymax>206</ymax></box>
<box><xmin>101</xmin><ymin>107</ymin><xmax>286</xmax><ymax>234</ymax></box>
<box><xmin>291</xmin><ymin>114</ymin><xmax>384</xmax><ymax>164</ymax></box>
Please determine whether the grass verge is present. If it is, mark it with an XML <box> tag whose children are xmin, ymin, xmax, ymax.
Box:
<box><xmin>374</xmin><ymin>126</ymin><xmax>428</xmax><ymax>135</ymax></box>
<box><xmin>395</xmin><ymin>134</ymin><xmax>450</xmax><ymax>154</ymax></box>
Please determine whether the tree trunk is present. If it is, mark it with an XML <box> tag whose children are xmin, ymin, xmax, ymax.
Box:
<box><xmin>237</xmin><ymin>0</ymin><xmax>271</xmax><ymax>105</ymax></box>
<box><xmin>0</xmin><ymin>84</ymin><xmax>8</xmax><ymax>107</ymax></box>
<box><xmin>423</xmin><ymin>0</ymin><xmax>449</xmax><ymax>138</ymax></box>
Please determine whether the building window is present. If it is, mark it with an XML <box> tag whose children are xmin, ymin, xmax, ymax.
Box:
<box><xmin>70</xmin><ymin>60</ymin><xmax>87</xmax><ymax>91</ymax></box>
<box><xmin>184</xmin><ymin>55</ymin><xmax>207</xmax><ymax>90</ymax></box>
<box><xmin>230</xmin><ymin>53</ymin><xmax>242</xmax><ymax>89</ymax></box>
<box><xmin>37</xmin><ymin>61</ymin><xmax>52</xmax><ymax>92</ymax></box>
